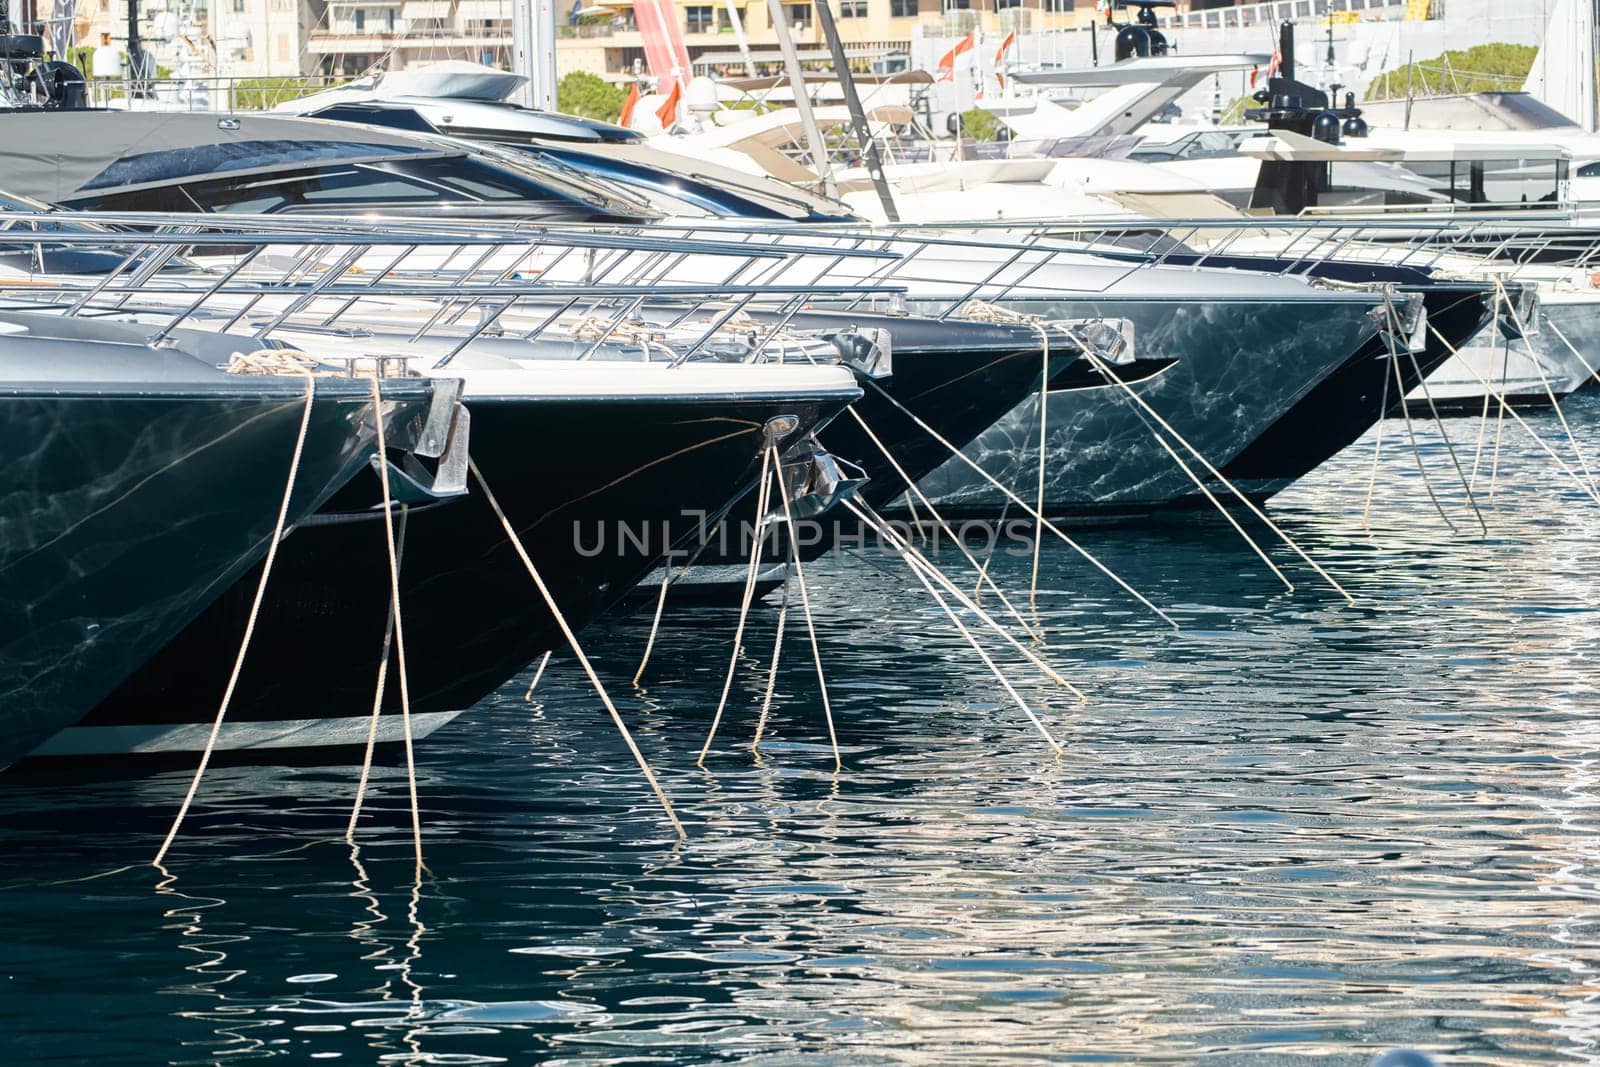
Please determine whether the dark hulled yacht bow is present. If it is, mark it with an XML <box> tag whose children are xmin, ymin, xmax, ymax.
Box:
<box><xmin>0</xmin><ymin>307</ymin><xmax>446</xmax><ymax>769</ymax></box>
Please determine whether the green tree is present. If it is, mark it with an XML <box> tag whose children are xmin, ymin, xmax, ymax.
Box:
<box><xmin>1366</xmin><ymin>43</ymin><xmax>1538</xmax><ymax>100</ymax></box>
<box><xmin>230</xmin><ymin>77</ymin><xmax>339</xmax><ymax>110</ymax></box>
<box><xmin>557</xmin><ymin>70</ymin><xmax>627</xmax><ymax>121</ymax></box>
<box><xmin>956</xmin><ymin>107</ymin><xmax>1002</xmax><ymax>142</ymax></box>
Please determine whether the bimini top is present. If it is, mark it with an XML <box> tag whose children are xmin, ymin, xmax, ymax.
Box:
<box><xmin>0</xmin><ymin>111</ymin><xmax>457</xmax><ymax>204</ymax></box>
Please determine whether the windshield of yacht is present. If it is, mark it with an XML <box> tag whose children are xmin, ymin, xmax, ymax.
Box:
<box><xmin>1397</xmin><ymin>156</ymin><xmax>1568</xmax><ymax>206</ymax></box>
<box><xmin>1129</xmin><ymin>130</ymin><xmax>1253</xmax><ymax>162</ymax></box>
<box><xmin>61</xmin><ymin>150</ymin><xmax>662</xmax><ymax>223</ymax></box>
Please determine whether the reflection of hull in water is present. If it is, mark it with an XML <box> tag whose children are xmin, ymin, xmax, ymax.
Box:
<box><xmin>907</xmin><ymin>294</ymin><xmax>1382</xmax><ymax>519</ymax></box>
<box><xmin>35</xmin><ymin>368</ymin><xmax>857</xmax><ymax>764</ymax></box>
<box><xmin>1405</xmin><ymin>297</ymin><xmax>1600</xmax><ymax>416</ymax></box>
<box><xmin>0</xmin><ymin>325</ymin><xmax>439</xmax><ymax>772</ymax></box>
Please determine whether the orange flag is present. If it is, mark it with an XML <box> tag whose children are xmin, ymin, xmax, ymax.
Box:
<box><xmin>937</xmin><ymin>31</ymin><xmax>976</xmax><ymax>81</ymax></box>
<box><xmin>994</xmin><ymin>29</ymin><xmax>1016</xmax><ymax>88</ymax></box>
<box><xmin>618</xmin><ymin>81</ymin><xmax>640</xmax><ymax>126</ymax></box>
<box><xmin>654</xmin><ymin>79</ymin><xmax>682</xmax><ymax>128</ymax></box>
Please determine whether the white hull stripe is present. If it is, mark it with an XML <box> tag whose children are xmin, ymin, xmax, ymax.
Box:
<box><xmin>30</xmin><ymin>711</ymin><xmax>465</xmax><ymax>758</ymax></box>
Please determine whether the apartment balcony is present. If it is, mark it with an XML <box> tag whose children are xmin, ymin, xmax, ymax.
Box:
<box><xmin>307</xmin><ymin>29</ymin><xmax>509</xmax><ymax>54</ymax></box>
<box><xmin>307</xmin><ymin>32</ymin><xmax>405</xmax><ymax>53</ymax></box>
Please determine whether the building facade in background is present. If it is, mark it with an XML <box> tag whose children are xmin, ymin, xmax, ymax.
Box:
<box><xmin>306</xmin><ymin>0</ymin><xmax>1106</xmax><ymax>80</ymax></box>
<box><xmin>45</xmin><ymin>0</ymin><xmax>1465</xmax><ymax>89</ymax></box>
<box><xmin>70</xmin><ymin>0</ymin><xmax>327</xmax><ymax>78</ymax></box>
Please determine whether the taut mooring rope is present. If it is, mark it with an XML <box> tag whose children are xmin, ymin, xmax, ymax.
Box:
<box><xmin>348</xmin><ymin>373</ymin><xmax>424</xmax><ymax>867</ymax></box>
<box><xmin>346</xmin><ymin>506</ymin><xmax>407</xmax><ymax>843</ymax></box>
<box><xmin>1426</xmin><ymin>320</ymin><xmax>1600</xmax><ymax>506</ymax></box>
<box><xmin>844</xmin><ymin>498</ymin><xmax>1064</xmax><ymax>754</ymax></box>
<box><xmin>1072</xmin><ymin>338</ymin><xmax>1354</xmax><ymax>606</ymax></box>
<box><xmin>770</xmin><ymin>444</ymin><xmax>842</xmax><ymax>771</ymax></box>
<box><xmin>859</xmin><ymin>378</ymin><xmax>1179</xmax><ymax>630</ymax></box>
<box><xmin>154</xmin><ymin>373</ymin><xmax>317</xmax><ymax>867</ymax></box>
<box><xmin>698</xmin><ymin>445</ymin><xmax>774</xmax><ymax>766</ymax></box>
<box><xmin>468</xmin><ymin>458</ymin><xmax>686</xmax><ymax>838</ymax></box>
<box><xmin>525</xmin><ymin>651</ymin><xmax>552</xmax><ymax>700</ymax></box>
<box><xmin>751</xmin><ymin>562</ymin><xmax>790</xmax><ymax>753</ymax></box>
<box><xmin>842</xmin><ymin>405</ymin><xmax>1042</xmax><ymax>642</ymax></box>
<box><xmin>844</xmin><ymin>497</ymin><xmax>1085</xmax><ymax>701</ymax></box>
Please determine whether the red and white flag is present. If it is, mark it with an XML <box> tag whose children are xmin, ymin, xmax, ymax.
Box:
<box><xmin>994</xmin><ymin>29</ymin><xmax>1017</xmax><ymax>88</ymax></box>
<box><xmin>1250</xmin><ymin>49</ymin><xmax>1282</xmax><ymax>88</ymax></box>
<box><xmin>937</xmin><ymin>30</ymin><xmax>977</xmax><ymax>81</ymax></box>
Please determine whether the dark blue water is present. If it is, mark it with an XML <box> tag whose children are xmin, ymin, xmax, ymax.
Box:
<box><xmin>4</xmin><ymin>401</ymin><xmax>1600</xmax><ymax>1065</ymax></box>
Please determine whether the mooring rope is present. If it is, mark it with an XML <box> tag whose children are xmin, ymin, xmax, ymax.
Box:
<box><xmin>973</xmin><ymin>496</ymin><xmax>1013</xmax><ymax>605</ymax></box>
<box><xmin>1386</xmin><ymin>295</ymin><xmax>1489</xmax><ymax>537</ymax></box>
<box><xmin>1380</xmin><ymin>300</ymin><xmax>1466</xmax><ymax>537</ymax></box>
<box><xmin>368</xmin><ymin>372</ymin><xmax>424</xmax><ymax>867</ymax></box>
<box><xmin>346</xmin><ymin>505</ymin><xmax>407</xmax><ymax>843</ymax></box>
<box><xmin>1489</xmin><ymin>335</ymin><xmax>1511</xmax><ymax>506</ymax></box>
<box><xmin>632</xmin><ymin>503</ymin><xmax>734</xmax><ymax>686</ymax></box>
<box><xmin>1466</xmin><ymin>297</ymin><xmax>1504</xmax><ymax>496</ymax></box>
<box><xmin>335</xmin><ymin>372</ymin><xmax>426</xmax><ymax>864</ymax></box>
<box><xmin>1079</xmin><ymin>347</ymin><xmax>1295</xmax><ymax>595</ymax></box>
<box><xmin>751</xmin><ymin>562</ymin><xmax>790</xmax><ymax>753</ymax></box>
<box><xmin>845</xmin><ymin>498</ymin><xmax>1065</xmax><ymax>755</ymax></box>
<box><xmin>770</xmin><ymin>444</ymin><xmax>842</xmax><ymax>771</ymax></box>
<box><xmin>1068</xmin><ymin>329</ymin><xmax>1356</xmax><ymax>604</ymax></box>
<box><xmin>632</xmin><ymin>573</ymin><xmax>675</xmax><ymax>688</ymax></box>
<box><xmin>154</xmin><ymin>373</ymin><xmax>317</xmax><ymax>867</ymax></box>
<box><xmin>1426</xmin><ymin>319</ymin><xmax>1600</xmax><ymax>506</ymax></box>
<box><xmin>468</xmin><ymin>457</ymin><xmax>686</xmax><ymax>838</ymax></box>
<box><xmin>953</xmin><ymin>302</ymin><xmax>1060</xmax><ymax>606</ymax></box>
<box><xmin>858</xmin><ymin>378</ymin><xmax>1178</xmax><ymax>630</ymax></box>
<box><xmin>1494</xmin><ymin>280</ymin><xmax>1597</xmax><ymax>494</ymax></box>
<box><xmin>844</xmin><ymin>497</ymin><xmax>1085</xmax><ymax>701</ymax></box>
<box><xmin>698</xmin><ymin>445</ymin><xmax>775</xmax><ymax>766</ymax></box>
<box><xmin>525</xmin><ymin>651</ymin><xmax>552</xmax><ymax>701</ymax></box>
<box><xmin>1361</xmin><ymin>336</ymin><xmax>1393</xmax><ymax>533</ymax></box>
<box><xmin>1543</xmin><ymin>314</ymin><xmax>1600</xmax><ymax>386</ymax></box>
<box><xmin>843</xmin><ymin>405</ymin><xmax>1043</xmax><ymax>643</ymax></box>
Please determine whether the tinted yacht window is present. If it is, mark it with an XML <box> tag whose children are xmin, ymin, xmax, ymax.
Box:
<box><xmin>79</xmin><ymin>140</ymin><xmax>433</xmax><ymax>191</ymax></box>
<box><xmin>65</xmin><ymin>153</ymin><xmax>660</xmax><ymax>221</ymax></box>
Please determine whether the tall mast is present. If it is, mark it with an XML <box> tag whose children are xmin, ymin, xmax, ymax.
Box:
<box><xmin>510</xmin><ymin>0</ymin><xmax>557</xmax><ymax>111</ymax></box>
<box><xmin>127</xmin><ymin>0</ymin><xmax>146</xmax><ymax>94</ymax></box>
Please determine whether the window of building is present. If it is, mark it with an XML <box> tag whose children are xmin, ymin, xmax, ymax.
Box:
<box><xmin>994</xmin><ymin>0</ymin><xmax>1020</xmax><ymax>9</ymax></box>
<box><xmin>1044</xmin><ymin>0</ymin><xmax>1074</xmax><ymax>10</ymax></box>
<box><xmin>787</xmin><ymin>3</ymin><xmax>811</xmax><ymax>25</ymax></box>
<box><xmin>839</xmin><ymin>0</ymin><xmax>867</xmax><ymax>16</ymax></box>
<box><xmin>685</xmin><ymin>5</ymin><xmax>713</xmax><ymax>31</ymax></box>
<box><xmin>275</xmin><ymin>33</ymin><xmax>290</xmax><ymax>61</ymax></box>
<box><xmin>386</xmin><ymin>8</ymin><xmax>397</xmax><ymax>30</ymax></box>
<box><xmin>890</xmin><ymin>0</ymin><xmax>918</xmax><ymax>15</ymax></box>
<box><xmin>231</xmin><ymin>0</ymin><xmax>245</xmax><ymax>11</ymax></box>
<box><xmin>944</xmin><ymin>0</ymin><xmax>972</xmax><ymax>9</ymax></box>
<box><xmin>353</xmin><ymin>9</ymin><xmax>364</xmax><ymax>30</ymax></box>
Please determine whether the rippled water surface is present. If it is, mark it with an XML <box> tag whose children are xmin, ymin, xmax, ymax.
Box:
<box><xmin>4</xmin><ymin>400</ymin><xmax>1600</xmax><ymax>1065</ymax></box>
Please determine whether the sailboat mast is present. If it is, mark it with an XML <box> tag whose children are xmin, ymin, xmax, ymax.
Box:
<box><xmin>510</xmin><ymin>0</ymin><xmax>557</xmax><ymax>111</ymax></box>
<box><xmin>1592</xmin><ymin>0</ymin><xmax>1599</xmax><ymax>132</ymax></box>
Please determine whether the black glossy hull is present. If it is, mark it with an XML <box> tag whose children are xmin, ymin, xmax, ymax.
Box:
<box><xmin>0</xmin><ymin>378</ymin><xmax>433</xmax><ymax>770</ymax></box>
<box><xmin>665</xmin><ymin>314</ymin><xmax>1064</xmax><ymax>575</ymax></box>
<box><xmin>1216</xmin><ymin>282</ymin><xmax>1494</xmax><ymax>498</ymax></box>
<box><xmin>39</xmin><ymin>392</ymin><xmax>844</xmax><ymax>760</ymax></box>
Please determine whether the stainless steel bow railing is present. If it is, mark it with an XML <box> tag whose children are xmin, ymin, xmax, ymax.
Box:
<box><xmin>0</xmin><ymin>211</ymin><xmax>911</xmax><ymax>369</ymax></box>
